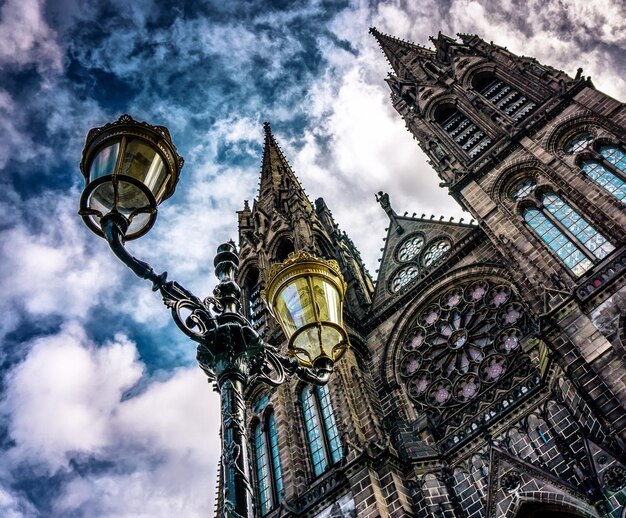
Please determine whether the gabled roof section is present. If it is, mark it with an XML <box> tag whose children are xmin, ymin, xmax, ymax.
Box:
<box><xmin>257</xmin><ymin>122</ymin><xmax>309</xmax><ymax>213</ymax></box>
<box><xmin>371</xmin><ymin>205</ymin><xmax>477</xmax><ymax>309</ymax></box>
<box><xmin>369</xmin><ymin>27</ymin><xmax>435</xmax><ymax>78</ymax></box>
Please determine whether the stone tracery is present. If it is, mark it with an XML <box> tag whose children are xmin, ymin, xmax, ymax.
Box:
<box><xmin>398</xmin><ymin>278</ymin><xmax>530</xmax><ymax>411</ymax></box>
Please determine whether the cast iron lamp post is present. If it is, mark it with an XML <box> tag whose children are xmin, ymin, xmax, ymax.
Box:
<box><xmin>78</xmin><ymin>115</ymin><xmax>350</xmax><ymax>518</ymax></box>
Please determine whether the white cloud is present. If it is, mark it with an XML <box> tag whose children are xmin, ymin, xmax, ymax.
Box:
<box><xmin>1</xmin><ymin>323</ymin><xmax>220</xmax><ymax>517</ymax></box>
<box><xmin>0</xmin><ymin>0</ymin><xmax>63</xmax><ymax>72</ymax></box>
<box><xmin>0</xmin><ymin>190</ymin><xmax>121</xmax><ymax>340</ymax></box>
<box><xmin>3</xmin><ymin>324</ymin><xmax>142</xmax><ymax>470</ymax></box>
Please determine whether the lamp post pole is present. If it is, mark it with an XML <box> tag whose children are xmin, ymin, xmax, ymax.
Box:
<box><xmin>80</xmin><ymin>116</ymin><xmax>350</xmax><ymax>518</ymax></box>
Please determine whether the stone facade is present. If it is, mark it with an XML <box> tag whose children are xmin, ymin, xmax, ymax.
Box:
<box><xmin>232</xmin><ymin>31</ymin><xmax>626</xmax><ymax>518</ymax></box>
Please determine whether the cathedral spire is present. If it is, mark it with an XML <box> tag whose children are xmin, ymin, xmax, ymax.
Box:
<box><xmin>369</xmin><ymin>27</ymin><xmax>435</xmax><ymax>78</ymax></box>
<box><xmin>257</xmin><ymin>122</ymin><xmax>308</xmax><ymax>213</ymax></box>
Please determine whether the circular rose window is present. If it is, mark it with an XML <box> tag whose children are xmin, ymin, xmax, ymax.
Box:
<box><xmin>397</xmin><ymin>234</ymin><xmax>425</xmax><ymax>262</ymax></box>
<box><xmin>397</xmin><ymin>279</ymin><xmax>529</xmax><ymax>410</ymax></box>
<box><xmin>391</xmin><ymin>266</ymin><xmax>419</xmax><ymax>292</ymax></box>
<box><xmin>422</xmin><ymin>239</ymin><xmax>451</xmax><ymax>267</ymax></box>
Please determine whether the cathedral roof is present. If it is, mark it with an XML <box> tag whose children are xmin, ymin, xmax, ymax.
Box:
<box><xmin>371</xmin><ymin>195</ymin><xmax>477</xmax><ymax>309</ymax></box>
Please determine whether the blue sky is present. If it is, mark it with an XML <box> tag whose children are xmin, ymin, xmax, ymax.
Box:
<box><xmin>0</xmin><ymin>0</ymin><xmax>625</xmax><ymax>516</ymax></box>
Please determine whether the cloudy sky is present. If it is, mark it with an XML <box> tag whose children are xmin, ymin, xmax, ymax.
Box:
<box><xmin>0</xmin><ymin>0</ymin><xmax>625</xmax><ymax>516</ymax></box>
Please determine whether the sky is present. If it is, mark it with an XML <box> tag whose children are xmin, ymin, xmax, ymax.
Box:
<box><xmin>0</xmin><ymin>0</ymin><xmax>625</xmax><ymax>516</ymax></box>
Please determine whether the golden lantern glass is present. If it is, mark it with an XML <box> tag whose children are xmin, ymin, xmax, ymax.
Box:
<box><xmin>264</xmin><ymin>251</ymin><xmax>350</xmax><ymax>370</ymax></box>
<box><xmin>79</xmin><ymin>114</ymin><xmax>184</xmax><ymax>240</ymax></box>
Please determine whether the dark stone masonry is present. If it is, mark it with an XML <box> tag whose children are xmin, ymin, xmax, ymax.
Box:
<box><xmin>226</xmin><ymin>30</ymin><xmax>626</xmax><ymax>518</ymax></box>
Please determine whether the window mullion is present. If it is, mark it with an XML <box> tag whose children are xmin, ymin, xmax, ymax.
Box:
<box><xmin>599</xmin><ymin>157</ymin><xmax>626</xmax><ymax>183</ymax></box>
<box><xmin>314</xmin><ymin>388</ymin><xmax>333</xmax><ymax>468</ymax></box>
<box><xmin>540</xmin><ymin>205</ymin><xmax>596</xmax><ymax>262</ymax></box>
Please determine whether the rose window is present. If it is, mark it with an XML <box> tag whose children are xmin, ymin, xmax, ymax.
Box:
<box><xmin>391</xmin><ymin>266</ymin><xmax>419</xmax><ymax>292</ymax></box>
<box><xmin>423</xmin><ymin>239</ymin><xmax>451</xmax><ymax>267</ymax></box>
<box><xmin>398</xmin><ymin>234</ymin><xmax>425</xmax><ymax>261</ymax></box>
<box><xmin>398</xmin><ymin>279</ymin><xmax>529</xmax><ymax>410</ymax></box>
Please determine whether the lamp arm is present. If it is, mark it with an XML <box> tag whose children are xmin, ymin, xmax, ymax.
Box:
<box><xmin>252</xmin><ymin>343</ymin><xmax>331</xmax><ymax>387</ymax></box>
<box><xmin>100</xmin><ymin>212</ymin><xmax>217</xmax><ymax>344</ymax></box>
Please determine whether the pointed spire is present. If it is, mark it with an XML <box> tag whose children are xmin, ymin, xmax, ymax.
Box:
<box><xmin>369</xmin><ymin>27</ymin><xmax>435</xmax><ymax>77</ymax></box>
<box><xmin>257</xmin><ymin>122</ymin><xmax>308</xmax><ymax>212</ymax></box>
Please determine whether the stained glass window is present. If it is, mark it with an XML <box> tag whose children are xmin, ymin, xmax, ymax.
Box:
<box><xmin>252</xmin><ymin>411</ymin><xmax>283</xmax><ymax>515</ymax></box>
<box><xmin>524</xmin><ymin>208</ymin><xmax>593</xmax><ymax>276</ymax></box>
<box><xmin>301</xmin><ymin>384</ymin><xmax>342</xmax><ymax>477</ymax></box>
<box><xmin>601</xmin><ymin>145</ymin><xmax>626</xmax><ymax>173</ymax></box>
<box><xmin>399</xmin><ymin>279</ymin><xmax>530</xmax><ymax>413</ymax></box>
<box><xmin>398</xmin><ymin>234</ymin><xmax>425</xmax><ymax>261</ymax></box>
<box><xmin>254</xmin><ymin>421</ymin><xmax>272</xmax><ymax>515</ymax></box>
<box><xmin>317</xmin><ymin>384</ymin><xmax>343</xmax><ymax>464</ymax></box>
<box><xmin>566</xmin><ymin>138</ymin><xmax>626</xmax><ymax>203</ymax></box>
<box><xmin>581</xmin><ymin>161</ymin><xmax>626</xmax><ymax>203</ymax></box>
<box><xmin>267</xmin><ymin>413</ymin><xmax>283</xmax><ymax>503</ymax></box>
<box><xmin>423</xmin><ymin>240</ymin><xmax>451</xmax><ymax>267</ymax></box>
<box><xmin>542</xmin><ymin>192</ymin><xmax>614</xmax><ymax>260</ymax></box>
<box><xmin>564</xmin><ymin>134</ymin><xmax>593</xmax><ymax>154</ymax></box>
<box><xmin>522</xmin><ymin>192</ymin><xmax>614</xmax><ymax>276</ymax></box>
<box><xmin>391</xmin><ymin>266</ymin><xmax>419</xmax><ymax>292</ymax></box>
<box><xmin>510</xmin><ymin>178</ymin><xmax>537</xmax><ymax>200</ymax></box>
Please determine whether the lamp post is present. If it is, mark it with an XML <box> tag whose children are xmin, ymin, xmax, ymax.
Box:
<box><xmin>78</xmin><ymin>115</ymin><xmax>350</xmax><ymax>518</ymax></box>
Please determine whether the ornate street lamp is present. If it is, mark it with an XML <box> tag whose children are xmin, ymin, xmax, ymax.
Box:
<box><xmin>78</xmin><ymin>115</ymin><xmax>350</xmax><ymax>518</ymax></box>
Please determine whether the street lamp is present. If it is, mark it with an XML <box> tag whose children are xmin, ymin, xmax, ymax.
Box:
<box><xmin>78</xmin><ymin>114</ymin><xmax>350</xmax><ymax>518</ymax></box>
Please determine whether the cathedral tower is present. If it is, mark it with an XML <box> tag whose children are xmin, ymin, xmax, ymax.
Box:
<box><xmin>236</xmin><ymin>33</ymin><xmax>626</xmax><ymax>518</ymax></box>
<box><xmin>367</xmin><ymin>29</ymin><xmax>626</xmax><ymax>517</ymax></box>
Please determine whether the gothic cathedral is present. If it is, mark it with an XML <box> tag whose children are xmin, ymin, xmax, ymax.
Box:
<box><xmin>231</xmin><ymin>30</ymin><xmax>626</xmax><ymax>518</ymax></box>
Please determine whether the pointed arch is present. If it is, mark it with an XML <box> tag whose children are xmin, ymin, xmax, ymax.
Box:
<box><xmin>300</xmin><ymin>384</ymin><xmax>343</xmax><ymax>477</ymax></box>
<box><xmin>251</xmin><ymin>408</ymin><xmax>284</xmax><ymax>515</ymax></box>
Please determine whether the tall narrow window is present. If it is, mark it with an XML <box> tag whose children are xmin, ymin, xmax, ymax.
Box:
<box><xmin>475</xmin><ymin>75</ymin><xmax>536</xmax><ymax>122</ymax></box>
<box><xmin>301</xmin><ymin>384</ymin><xmax>343</xmax><ymax>477</ymax></box>
<box><xmin>244</xmin><ymin>268</ymin><xmax>266</xmax><ymax>335</ymax></box>
<box><xmin>254</xmin><ymin>421</ymin><xmax>272</xmax><ymax>515</ymax></box>
<box><xmin>518</xmin><ymin>186</ymin><xmax>615</xmax><ymax>276</ymax></box>
<box><xmin>436</xmin><ymin>105</ymin><xmax>492</xmax><ymax>159</ymax></box>
<box><xmin>566</xmin><ymin>135</ymin><xmax>626</xmax><ymax>204</ymax></box>
<box><xmin>267</xmin><ymin>413</ymin><xmax>283</xmax><ymax>502</ymax></box>
<box><xmin>253</xmin><ymin>411</ymin><xmax>283</xmax><ymax>515</ymax></box>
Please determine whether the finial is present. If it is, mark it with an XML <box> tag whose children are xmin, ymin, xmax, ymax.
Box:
<box><xmin>243</xmin><ymin>200</ymin><xmax>250</xmax><ymax>211</ymax></box>
<box><xmin>263</xmin><ymin>121</ymin><xmax>271</xmax><ymax>135</ymax></box>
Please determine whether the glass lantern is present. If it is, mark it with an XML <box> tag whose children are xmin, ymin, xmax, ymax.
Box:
<box><xmin>264</xmin><ymin>251</ymin><xmax>350</xmax><ymax>371</ymax></box>
<box><xmin>79</xmin><ymin>114</ymin><xmax>184</xmax><ymax>239</ymax></box>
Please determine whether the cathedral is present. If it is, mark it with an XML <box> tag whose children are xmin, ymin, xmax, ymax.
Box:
<box><xmin>229</xmin><ymin>29</ymin><xmax>626</xmax><ymax>517</ymax></box>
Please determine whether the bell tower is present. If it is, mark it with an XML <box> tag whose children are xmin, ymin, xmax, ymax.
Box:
<box><xmin>371</xmin><ymin>28</ymin><xmax>626</xmax><ymax>301</ymax></box>
<box><xmin>236</xmin><ymin>123</ymin><xmax>374</xmax><ymax>341</ymax></box>
<box><xmin>367</xmin><ymin>29</ymin><xmax>626</xmax><ymax>517</ymax></box>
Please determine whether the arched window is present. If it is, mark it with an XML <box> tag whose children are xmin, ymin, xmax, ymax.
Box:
<box><xmin>435</xmin><ymin>104</ymin><xmax>492</xmax><ymax>159</ymax></box>
<box><xmin>581</xmin><ymin>145</ymin><xmax>626</xmax><ymax>203</ymax></box>
<box><xmin>300</xmin><ymin>384</ymin><xmax>343</xmax><ymax>477</ymax></box>
<box><xmin>474</xmin><ymin>73</ymin><xmax>536</xmax><ymax>122</ymax></box>
<box><xmin>564</xmin><ymin>134</ymin><xmax>626</xmax><ymax>204</ymax></box>
<box><xmin>520</xmin><ymin>187</ymin><xmax>615</xmax><ymax>276</ymax></box>
<box><xmin>253</xmin><ymin>411</ymin><xmax>283</xmax><ymax>515</ymax></box>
